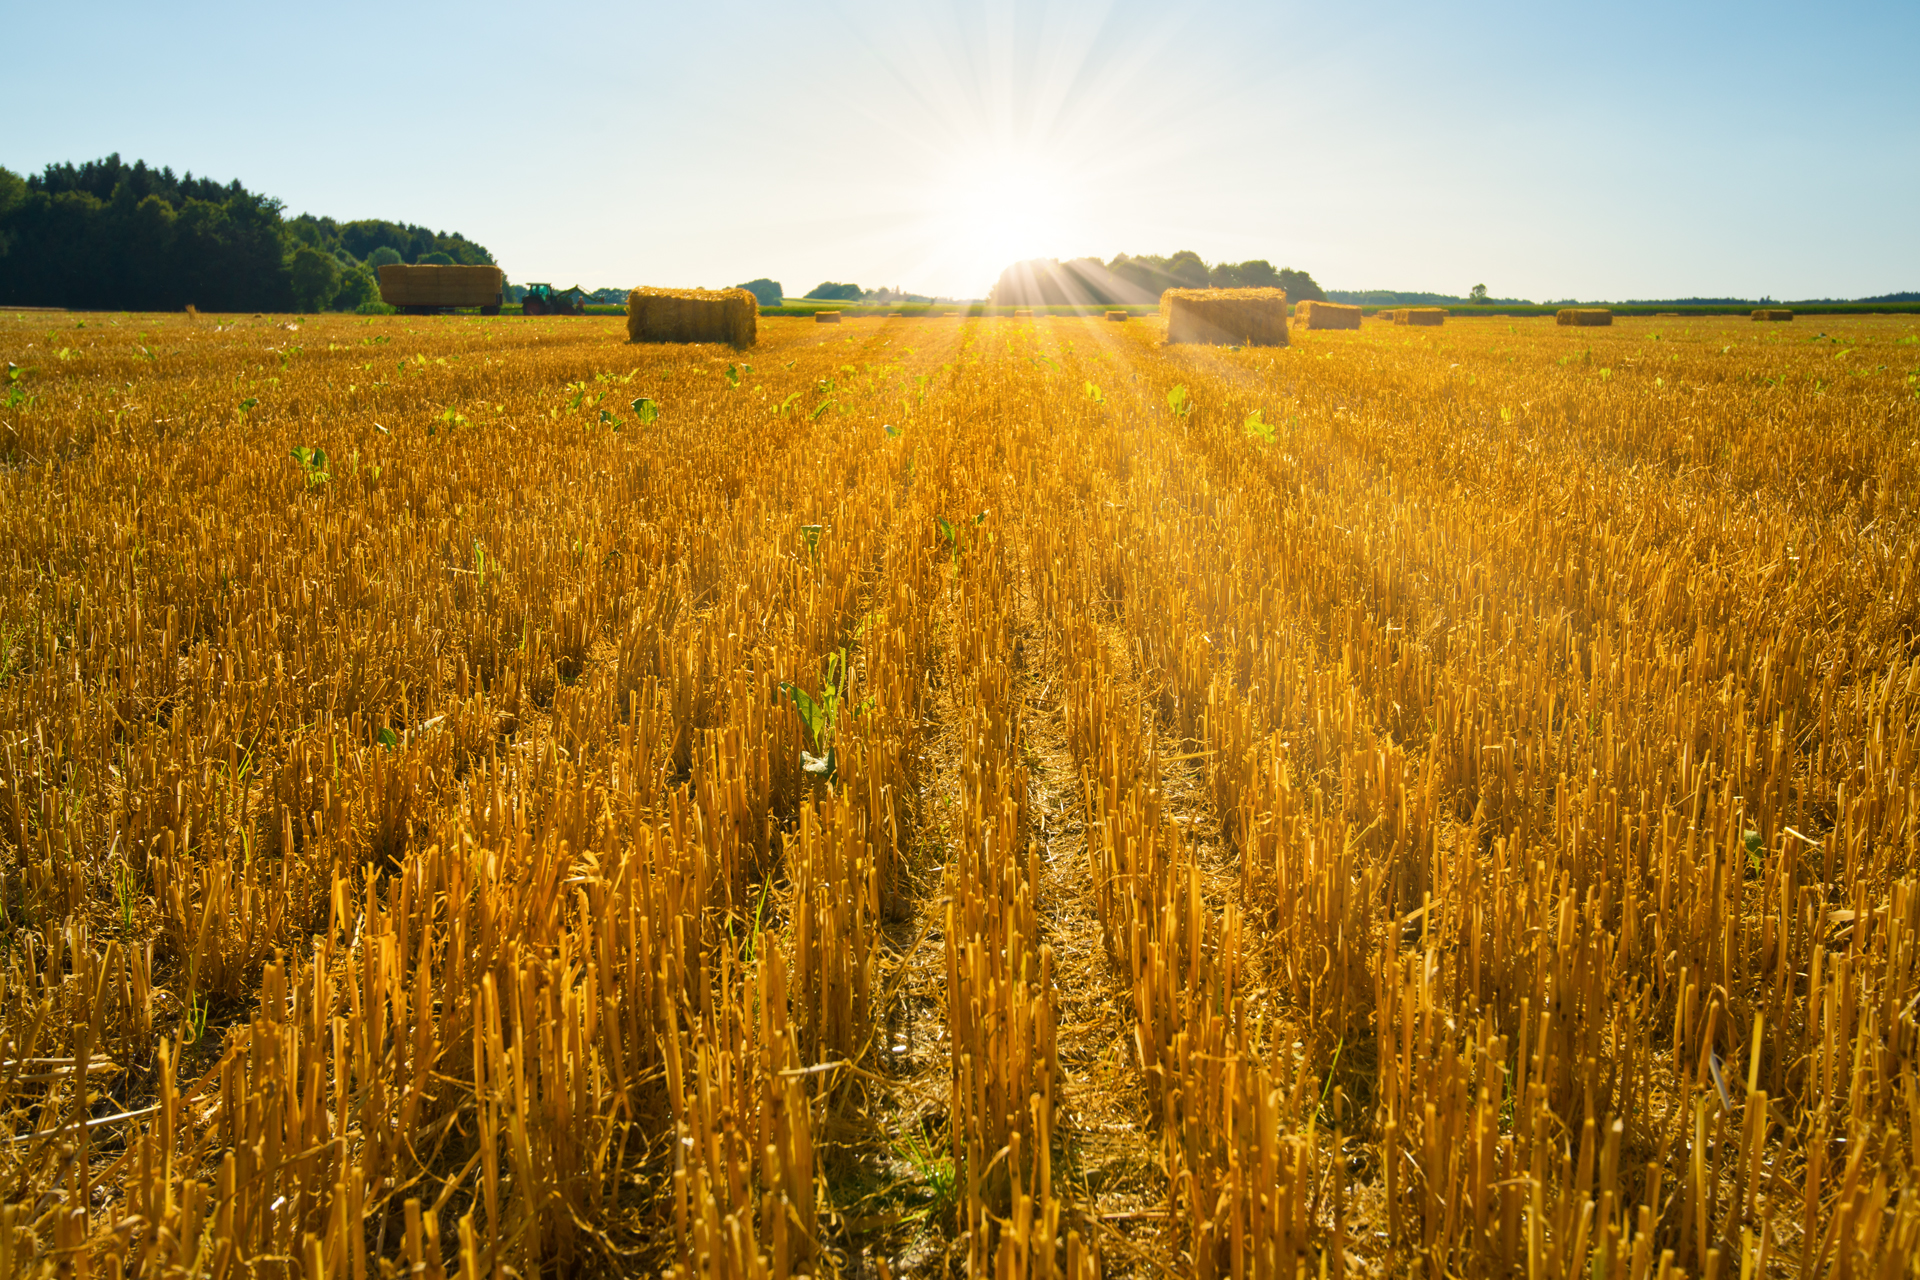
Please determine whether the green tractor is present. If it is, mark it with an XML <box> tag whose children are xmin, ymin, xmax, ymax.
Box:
<box><xmin>521</xmin><ymin>283</ymin><xmax>589</xmax><ymax>317</ymax></box>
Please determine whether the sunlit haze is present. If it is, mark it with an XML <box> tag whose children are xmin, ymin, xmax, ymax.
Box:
<box><xmin>6</xmin><ymin>0</ymin><xmax>1916</xmax><ymax>300</ymax></box>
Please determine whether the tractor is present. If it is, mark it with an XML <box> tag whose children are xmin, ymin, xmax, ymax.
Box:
<box><xmin>521</xmin><ymin>283</ymin><xmax>589</xmax><ymax>317</ymax></box>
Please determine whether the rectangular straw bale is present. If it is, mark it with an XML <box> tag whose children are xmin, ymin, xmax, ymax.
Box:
<box><xmin>1556</xmin><ymin>308</ymin><xmax>1613</xmax><ymax>326</ymax></box>
<box><xmin>1013</xmin><ymin>309</ymin><xmax>1034</xmax><ymax>319</ymax></box>
<box><xmin>1106</xmin><ymin>311</ymin><xmax>1129</xmax><ymax>321</ymax></box>
<box><xmin>815</xmin><ymin>311</ymin><xmax>842</xmax><ymax>324</ymax></box>
<box><xmin>626</xmin><ymin>287</ymin><xmax>758</xmax><ymax>346</ymax></box>
<box><xmin>1294</xmin><ymin>300</ymin><xmax>1362</xmax><ymax>330</ymax></box>
<box><xmin>1160</xmin><ymin>287</ymin><xmax>1289</xmax><ymax>346</ymax></box>
<box><xmin>377</xmin><ymin>264</ymin><xmax>504</xmax><ymax>308</ymax></box>
<box><xmin>1752</xmin><ymin>309</ymin><xmax>1794</xmax><ymax>321</ymax></box>
<box><xmin>1396</xmin><ymin>308</ymin><xmax>1446</xmax><ymax>326</ymax></box>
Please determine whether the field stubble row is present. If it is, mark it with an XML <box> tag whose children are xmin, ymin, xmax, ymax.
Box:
<box><xmin>0</xmin><ymin>310</ymin><xmax>1917</xmax><ymax>1277</ymax></box>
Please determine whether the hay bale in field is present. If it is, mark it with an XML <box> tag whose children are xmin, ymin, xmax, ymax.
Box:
<box><xmin>1556</xmin><ymin>308</ymin><xmax>1613</xmax><ymax>326</ymax></box>
<box><xmin>378</xmin><ymin>264</ymin><xmax>505</xmax><ymax>310</ymax></box>
<box><xmin>626</xmin><ymin>287</ymin><xmax>757</xmax><ymax>346</ymax></box>
<box><xmin>1160</xmin><ymin>287</ymin><xmax>1289</xmax><ymax>346</ymax></box>
<box><xmin>1395</xmin><ymin>308</ymin><xmax>1446</xmax><ymax>327</ymax></box>
<box><xmin>1014</xmin><ymin>309</ymin><xmax>1034</xmax><ymax>319</ymax></box>
<box><xmin>1106</xmin><ymin>310</ymin><xmax>1129</xmax><ymax>321</ymax></box>
<box><xmin>1295</xmin><ymin>300</ymin><xmax>1362</xmax><ymax>330</ymax></box>
<box><xmin>814</xmin><ymin>311</ymin><xmax>842</xmax><ymax>324</ymax></box>
<box><xmin>1752</xmin><ymin>309</ymin><xmax>1794</xmax><ymax>321</ymax></box>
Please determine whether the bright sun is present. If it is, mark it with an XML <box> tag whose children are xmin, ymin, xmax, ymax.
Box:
<box><xmin>927</xmin><ymin>149</ymin><xmax>1080</xmax><ymax>294</ymax></box>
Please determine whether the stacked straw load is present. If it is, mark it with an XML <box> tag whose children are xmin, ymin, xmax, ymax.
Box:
<box><xmin>1753</xmin><ymin>309</ymin><xmax>1794</xmax><ymax>321</ymax></box>
<box><xmin>1394</xmin><ymin>308</ymin><xmax>1446</xmax><ymax>327</ymax></box>
<box><xmin>1294</xmin><ymin>300</ymin><xmax>1362</xmax><ymax>330</ymax></box>
<box><xmin>626</xmin><ymin>287</ymin><xmax>757</xmax><ymax>346</ymax></box>
<box><xmin>815</xmin><ymin>311</ymin><xmax>842</xmax><ymax>324</ymax></box>
<box><xmin>377</xmin><ymin>264</ymin><xmax>505</xmax><ymax>310</ymax></box>
<box><xmin>1161</xmin><ymin>287</ymin><xmax>1290</xmax><ymax>346</ymax></box>
<box><xmin>1556</xmin><ymin>309</ymin><xmax>1614</xmax><ymax>326</ymax></box>
<box><xmin>1106</xmin><ymin>311</ymin><xmax>1129</xmax><ymax>322</ymax></box>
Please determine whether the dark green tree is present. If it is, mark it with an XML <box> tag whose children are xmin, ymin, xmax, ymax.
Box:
<box><xmin>418</xmin><ymin>251</ymin><xmax>454</xmax><ymax>265</ymax></box>
<box><xmin>736</xmin><ymin>278</ymin><xmax>783</xmax><ymax>306</ymax></box>
<box><xmin>289</xmin><ymin>245</ymin><xmax>340</xmax><ymax>312</ymax></box>
<box><xmin>366</xmin><ymin>246</ymin><xmax>403</xmax><ymax>269</ymax></box>
<box><xmin>804</xmin><ymin>282</ymin><xmax>862</xmax><ymax>301</ymax></box>
<box><xmin>1276</xmin><ymin>268</ymin><xmax>1326</xmax><ymax>303</ymax></box>
<box><xmin>1470</xmin><ymin>283</ymin><xmax>1489</xmax><ymax>303</ymax></box>
<box><xmin>330</xmin><ymin>267</ymin><xmax>378</xmax><ymax>312</ymax></box>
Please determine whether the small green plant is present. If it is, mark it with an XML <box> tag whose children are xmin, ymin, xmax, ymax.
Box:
<box><xmin>774</xmin><ymin>392</ymin><xmax>800</xmax><ymax>417</ymax></box>
<box><xmin>1084</xmin><ymin>381</ymin><xmax>1106</xmax><ymax>405</ymax></box>
<box><xmin>239</xmin><ymin>397</ymin><xmax>259</xmax><ymax>414</ymax></box>
<box><xmin>377</xmin><ymin>727</ymin><xmax>400</xmax><ymax>750</ymax></box>
<box><xmin>1243</xmin><ymin>409</ymin><xmax>1275</xmax><ymax>444</ymax></box>
<box><xmin>631</xmin><ymin>396</ymin><xmax>659</xmax><ymax>423</ymax></box>
<box><xmin>1167</xmin><ymin>384</ymin><xmax>1191</xmax><ymax>417</ymax></box>
<box><xmin>724</xmin><ymin>364</ymin><xmax>741</xmax><ymax>389</ymax></box>
<box><xmin>781</xmin><ymin>649</ymin><xmax>853</xmax><ymax>782</ymax></box>
<box><xmin>800</xmin><ymin>523</ymin><xmax>824</xmax><ymax>560</ymax></box>
<box><xmin>289</xmin><ymin>446</ymin><xmax>329</xmax><ymax>486</ymax></box>
<box><xmin>114</xmin><ymin>858</ymin><xmax>138</xmax><ymax>933</ymax></box>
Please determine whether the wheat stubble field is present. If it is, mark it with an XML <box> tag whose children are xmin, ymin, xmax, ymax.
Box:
<box><xmin>1</xmin><ymin>307</ymin><xmax>1917</xmax><ymax>1278</ymax></box>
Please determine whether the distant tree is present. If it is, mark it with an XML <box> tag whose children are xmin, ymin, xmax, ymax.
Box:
<box><xmin>330</xmin><ymin>266</ymin><xmax>377</xmax><ymax>312</ymax></box>
<box><xmin>1276</xmin><ymin>268</ymin><xmax>1326</xmax><ymax>303</ymax></box>
<box><xmin>805</xmin><ymin>282</ymin><xmax>862</xmax><ymax>301</ymax></box>
<box><xmin>0</xmin><ymin>166</ymin><xmax>23</xmax><ymax>258</ymax></box>
<box><xmin>418</xmin><ymin>251</ymin><xmax>454</xmax><ymax>265</ymax></box>
<box><xmin>366</xmin><ymin>246</ymin><xmax>403</xmax><ymax>269</ymax></box>
<box><xmin>736</xmin><ymin>278</ymin><xmax>783</xmax><ymax>306</ymax></box>
<box><xmin>1470</xmin><ymin>283</ymin><xmax>1489</xmax><ymax>303</ymax></box>
<box><xmin>289</xmin><ymin>245</ymin><xmax>340</xmax><ymax>312</ymax></box>
<box><xmin>1164</xmin><ymin>250</ymin><xmax>1211</xmax><ymax>290</ymax></box>
<box><xmin>1210</xmin><ymin>259</ymin><xmax>1283</xmax><ymax>290</ymax></box>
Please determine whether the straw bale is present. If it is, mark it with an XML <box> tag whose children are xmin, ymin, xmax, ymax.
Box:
<box><xmin>1752</xmin><ymin>309</ymin><xmax>1794</xmax><ymax>321</ymax></box>
<box><xmin>377</xmin><ymin>264</ymin><xmax>505</xmax><ymax>309</ymax></box>
<box><xmin>815</xmin><ymin>311</ymin><xmax>842</xmax><ymax>324</ymax></box>
<box><xmin>1160</xmin><ymin>287</ymin><xmax>1289</xmax><ymax>346</ymax></box>
<box><xmin>1014</xmin><ymin>309</ymin><xmax>1034</xmax><ymax>319</ymax></box>
<box><xmin>1106</xmin><ymin>311</ymin><xmax>1129</xmax><ymax>322</ymax></box>
<box><xmin>625</xmin><ymin>287</ymin><xmax>757</xmax><ymax>346</ymax></box>
<box><xmin>1395</xmin><ymin>308</ymin><xmax>1446</xmax><ymax>327</ymax></box>
<box><xmin>1556</xmin><ymin>308</ymin><xmax>1613</xmax><ymax>326</ymax></box>
<box><xmin>1294</xmin><ymin>300</ymin><xmax>1362</xmax><ymax>330</ymax></box>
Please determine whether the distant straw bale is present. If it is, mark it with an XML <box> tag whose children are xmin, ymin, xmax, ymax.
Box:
<box><xmin>815</xmin><ymin>311</ymin><xmax>842</xmax><ymax>324</ymax></box>
<box><xmin>1294</xmin><ymin>300</ymin><xmax>1362</xmax><ymax>330</ymax></box>
<box><xmin>1752</xmin><ymin>309</ymin><xmax>1794</xmax><ymax>321</ymax></box>
<box><xmin>1395</xmin><ymin>308</ymin><xmax>1446</xmax><ymax>327</ymax></box>
<box><xmin>625</xmin><ymin>287</ymin><xmax>757</xmax><ymax>346</ymax></box>
<box><xmin>1014</xmin><ymin>309</ymin><xmax>1034</xmax><ymax>319</ymax></box>
<box><xmin>1106</xmin><ymin>311</ymin><xmax>1129</xmax><ymax>321</ymax></box>
<box><xmin>1160</xmin><ymin>288</ymin><xmax>1289</xmax><ymax>346</ymax></box>
<box><xmin>1556</xmin><ymin>309</ymin><xmax>1613</xmax><ymax>327</ymax></box>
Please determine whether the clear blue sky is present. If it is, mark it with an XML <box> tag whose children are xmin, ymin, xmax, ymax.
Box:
<box><xmin>7</xmin><ymin>0</ymin><xmax>1916</xmax><ymax>301</ymax></box>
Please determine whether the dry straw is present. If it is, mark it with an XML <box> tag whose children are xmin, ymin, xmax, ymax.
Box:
<box><xmin>1394</xmin><ymin>307</ymin><xmax>1446</xmax><ymax>327</ymax></box>
<box><xmin>1106</xmin><ymin>311</ymin><xmax>1129</xmax><ymax>322</ymax></box>
<box><xmin>1556</xmin><ymin>308</ymin><xmax>1613</xmax><ymax>326</ymax></box>
<box><xmin>377</xmin><ymin>264</ymin><xmax>504</xmax><ymax>308</ymax></box>
<box><xmin>1294</xmin><ymin>300</ymin><xmax>1362</xmax><ymax>330</ymax></box>
<box><xmin>815</xmin><ymin>311</ymin><xmax>842</xmax><ymax>324</ymax></box>
<box><xmin>1161</xmin><ymin>287</ymin><xmax>1290</xmax><ymax>346</ymax></box>
<box><xmin>626</xmin><ymin>287</ymin><xmax>757</xmax><ymax>346</ymax></box>
<box><xmin>1753</xmin><ymin>309</ymin><xmax>1794</xmax><ymax>321</ymax></box>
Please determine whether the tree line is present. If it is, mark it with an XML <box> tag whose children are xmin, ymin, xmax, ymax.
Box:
<box><xmin>988</xmin><ymin>252</ymin><xmax>1326</xmax><ymax>307</ymax></box>
<box><xmin>0</xmin><ymin>155</ymin><xmax>496</xmax><ymax>312</ymax></box>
